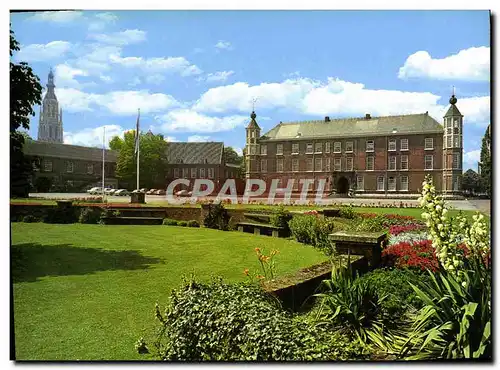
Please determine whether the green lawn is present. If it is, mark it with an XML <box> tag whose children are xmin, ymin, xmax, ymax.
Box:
<box><xmin>11</xmin><ymin>223</ymin><xmax>327</xmax><ymax>361</ymax></box>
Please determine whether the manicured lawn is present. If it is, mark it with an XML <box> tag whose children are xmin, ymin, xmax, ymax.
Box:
<box><xmin>11</xmin><ymin>223</ymin><xmax>327</xmax><ymax>361</ymax></box>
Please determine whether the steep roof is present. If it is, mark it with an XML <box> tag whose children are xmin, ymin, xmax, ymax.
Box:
<box><xmin>166</xmin><ymin>142</ymin><xmax>224</xmax><ymax>164</ymax></box>
<box><xmin>24</xmin><ymin>140</ymin><xmax>118</xmax><ymax>162</ymax></box>
<box><xmin>444</xmin><ymin>104</ymin><xmax>463</xmax><ymax>117</ymax></box>
<box><xmin>261</xmin><ymin>113</ymin><xmax>443</xmax><ymax>141</ymax></box>
<box><xmin>246</xmin><ymin>111</ymin><xmax>261</xmax><ymax>130</ymax></box>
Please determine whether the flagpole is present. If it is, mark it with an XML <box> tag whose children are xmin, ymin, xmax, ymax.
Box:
<box><xmin>102</xmin><ymin>126</ymin><xmax>106</xmax><ymax>203</ymax></box>
<box><xmin>136</xmin><ymin>108</ymin><xmax>140</xmax><ymax>191</ymax></box>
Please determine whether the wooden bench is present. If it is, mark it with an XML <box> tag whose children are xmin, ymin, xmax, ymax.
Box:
<box><xmin>243</xmin><ymin>213</ymin><xmax>272</xmax><ymax>223</ymax></box>
<box><xmin>318</xmin><ymin>208</ymin><xmax>341</xmax><ymax>217</ymax></box>
<box><xmin>236</xmin><ymin>222</ymin><xmax>284</xmax><ymax>237</ymax></box>
<box><xmin>328</xmin><ymin>231</ymin><xmax>387</xmax><ymax>267</ymax></box>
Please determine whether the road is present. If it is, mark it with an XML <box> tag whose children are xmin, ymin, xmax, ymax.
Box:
<box><xmin>28</xmin><ymin>193</ymin><xmax>490</xmax><ymax>214</ymax></box>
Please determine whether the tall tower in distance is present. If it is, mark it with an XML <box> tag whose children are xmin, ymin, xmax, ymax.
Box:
<box><xmin>38</xmin><ymin>69</ymin><xmax>63</xmax><ymax>143</ymax></box>
<box><xmin>245</xmin><ymin>111</ymin><xmax>261</xmax><ymax>179</ymax></box>
<box><xmin>442</xmin><ymin>93</ymin><xmax>463</xmax><ymax>194</ymax></box>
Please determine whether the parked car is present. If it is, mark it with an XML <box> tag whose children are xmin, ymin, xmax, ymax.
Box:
<box><xmin>104</xmin><ymin>188</ymin><xmax>116</xmax><ymax>195</ymax></box>
<box><xmin>87</xmin><ymin>187</ymin><xmax>100</xmax><ymax>194</ymax></box>
<box><xmin>140</xmin><ymin>188</ymin><xmax>148</xmax><ymax>193</ymax></box>
<box><xmin>155</xmin><ymin>189</ymin><xmax>166</xmax><ymax>195</ymax></box>
<box><xmin>146</xmin><ymin>189</ymin><xmax>157</xmax><ymax>195</ymax></box>
<box><xmin>114</xmin><ymin>189</ymin><xmax>130</xmax><ymax>196</ymax></box>
<box><xmin>175</xmin><ymin>190</ymin><xmax>189</xmax><ymax>197</ymax></box>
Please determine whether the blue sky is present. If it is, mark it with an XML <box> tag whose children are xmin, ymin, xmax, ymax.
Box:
<box><xmin>10</xmin><ymin>10</ymin><xmax>490</xmax><ymax>170</ymax></box>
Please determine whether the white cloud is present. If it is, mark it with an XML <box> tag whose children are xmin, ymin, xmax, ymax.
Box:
<box><xmin>398</xmin><ymin>47</ymin><xmax>490</xmax><ymax>81</ymax></box>
<box><xmin>215</xmin><ymin>40</ymin><xmax>232</xmax><ymax>50</ymax></box>
<box><xmin>157</xmin><ymin>109</ymin><xmax>248</xmax><ymax>133</ymax></box>
<box><xmin>145</xmin><ymin>74</ymin><xmax>166</xmax><ymax>85</ymax></box>
<box><xmin>463</xmin><ymin>149</ymin><xmax>481</xmax><ymax>170</ymax></box>
<box><xmin>16</xmin><ymin>41</ymin><xmax>72</xmax><ymax>62</ymax></box>
<box><xmin>64</xmin><ymin>124</ymin><xmax>125</xmax><ymax>148</ymax></box>
<box><xmin>27</xmin><ymin>11</ymin><xmax>84</xmax><ymax>23</ymax></box>
<box><xmin>55</xmin><ymin>88</ymin><xmax>98</xmax><ymax>112</ymax></box>
<box><xmin>110</xmin><ymin>54</ymin><xmax>202</xmax><ymax>76</ymax></box>
<box><xmin>89</xmin><ymin>29</ymin><xmax>147</xmax><ymax>45</ymax></box>
<box><xmin>164</xmin><ymin>136</ymin><xmax>178</xmax><ymax>142</ymax></box>
<box><xmin>100</xmin><ymin>75</ymin><xmax>113</xmax><ymax>83</ymax></box>
<box><xmin>187</xmin><ymin>135</ymin><xmax>211</xmax><ymax>142</ymax></box>
<box><xmin>452</xmin><ymin>96</ymin><xmax>490</xmax><ymax>126</ymax></box>
<box><xmin>88</xmin><ymin>12</ymin><xmax>118</xmax><ymax>31</ymax></box>
<box><xmin>204</xmin><ymin>71</ymin><xmax>235</xmax><ymax>83</ymax></box>
<box><xmin>54</xmin><ymin>64</ymin><xmax>88</xmax><ymax>88</ymax></box>
<box><xmin>234</xmin><ymin>147</ymin><xmax>243</xmax><ymax>156</ymax></box>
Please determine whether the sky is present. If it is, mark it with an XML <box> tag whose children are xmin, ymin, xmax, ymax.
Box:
<box><xmin>10</xmin><ymin>10</ymin><xmax>490</xmax><ymax>171</ymax></box>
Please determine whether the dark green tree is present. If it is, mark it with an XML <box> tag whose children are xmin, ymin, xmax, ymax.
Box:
<box><xmin>462</xmin><ymin>169</ymin><xmax>481</xmax><ymax>195</ymax></box>
<box><xmin>110</xmin><ymin>131</ymin><xmax>168</xmax><ymax>189</ymax></box>
<box><xmin>10</xmin><ymin>27</ymin><xmax>42</xmax><ymax>197</ymax></box>
<box><xmin>223</xmin><ymin>146</ymin><xmax>244</xmax><ymax>178</ymax></box>
<box><xmin>479</xmin><ymin>125</ymin><xmax>491</xmax><ymax>196</ymax></box>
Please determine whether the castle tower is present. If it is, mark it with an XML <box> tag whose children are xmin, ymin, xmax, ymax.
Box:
<box><xmin>245</xmin><ymin>111</ymin><xmax>260</xmax><ymax>178</ymax></box>
<box><xmin>442</xmin><ymin>94</ymin><xmax>463</xmax><ymax>194</ymax></box>
<box><xmin>38</xmin><ymin>69</ymin><xmax>63</xmax><ymax>143</ymax></box>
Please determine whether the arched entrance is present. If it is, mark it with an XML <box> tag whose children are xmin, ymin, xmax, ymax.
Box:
<box><xmin>336</xmin><ymin>176</ymin><xmax>349</xmax><ymax>195</ymax></box>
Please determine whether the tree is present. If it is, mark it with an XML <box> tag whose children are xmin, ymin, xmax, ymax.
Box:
<box><xmin>461</xmin><ymin>169</ymin><xmax>481</xmax><ymax>195</ymax></box>
<box><xmin>223</xmin><ymin>146</ymin><xmax>242</xmax><ymax>165</ymax></box>
<box><xmin>479</xmin><ymin>125</ymin><xmax>491</xmax><ymax>197</ymax></box>
<box><xmin>10</xmin><ymin>27</ymin><xmax>42</xmax><ymax>197</ymax></box>
<box><xmin>111</xmin><ymin>131</ymin><xmax>168</xmax><ymax>189</ymax></box>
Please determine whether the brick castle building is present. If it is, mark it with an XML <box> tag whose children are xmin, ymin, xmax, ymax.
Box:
<box><xmin>245</xmin><ymin>95</ymin><xmax>463</xmax><ymax>195</ymax></box>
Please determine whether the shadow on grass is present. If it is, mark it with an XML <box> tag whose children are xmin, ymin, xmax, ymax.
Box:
<box><xmin>11</xmin><ymin>243</ymin><xmax>164</xmax><ymax>283</ymax></box>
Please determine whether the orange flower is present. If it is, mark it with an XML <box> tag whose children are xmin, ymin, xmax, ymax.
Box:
<box><xmin>256</xmin><ymin>275</ymin><xmax>264</xmax><ymax>280</ymax></box>
<box><xmin>243</xmin><ymin>268</ymin><xmax>249</xmax><ymax>276</ymax></box>
<box><xmin>255</xmin><ymin>247</ymin><xmax>261</xmax><ymax>254</ymax></box>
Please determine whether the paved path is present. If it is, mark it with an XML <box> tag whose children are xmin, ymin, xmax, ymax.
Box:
<box><xmin>27</xmin><ymin>193</ymin><xmax>490</xmax><ymax>213</ymax></box>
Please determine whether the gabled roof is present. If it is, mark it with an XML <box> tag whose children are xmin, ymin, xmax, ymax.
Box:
<box><xmin>166</xmin><ymin>142</ymin><xmax>224</xmax><ymax>164</ymax></box>
<box><xmin>23</xmin><ymin>140</ymin><xmax>118</xmax><ymax>162</ymax></box>
<box><xmin>246</xmin><ymin>111</ymin><xmax>260</xmax><ymax>130</ymax></box>
<box><xmin>260</xmin><ymin>113</ymin><xmax>443</xmax><ymax>141</ymax></box>
<box><xmin>444</xmin><ymin>104</ymin><xmax>463</xmax><ymax>117</ymax></box>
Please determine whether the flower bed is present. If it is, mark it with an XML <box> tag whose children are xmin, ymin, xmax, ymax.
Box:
<box><xmin>381</xmin><ymin>240</ymin><xmax>439</xmax><ymax>272</ymax></box>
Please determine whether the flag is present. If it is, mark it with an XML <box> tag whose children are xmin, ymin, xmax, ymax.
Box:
<box><xmin>134</xmin><ymin>109</ymin><xmax>140</xmax><ymax>156</ymax></box>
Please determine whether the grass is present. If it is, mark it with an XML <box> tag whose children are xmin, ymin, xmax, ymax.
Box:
<box><xmin>11</xmin><ymin>223</ymin><xmax>327</xmax><ymax>361</ymax></box>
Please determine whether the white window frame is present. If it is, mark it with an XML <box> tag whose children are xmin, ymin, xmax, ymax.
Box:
<box><xmin>447</xmin><ymin>136</ymin><xmax>452</xmax><ymax>148</ymax></box>
<box><xmin>357</xmin><ymin>175</ymin><xmax>364</xmax><ymax>191</ymax></box>
<box><xmin>388</xmin><ymin>156</ymin><xmax>397</xmax><ymax>171</ymax></box>
<box><xmin>325</xmin><ymin>158</ymin><xmax>331</xmax><ymax>172</ymax></box>
<box><xmin>346</xmin><ymin>157</ymin><xmax>353</xmax><ymax>172</ymax></box>
<box><xmin>400</xmin><ymin>175</ymin><xmax>409</xmax><ymax>191</ymax></box>
<box><xmin>292</xmin><ymin>158</ymin><xmax>299</xmax><ymax>172</ymax></box>
<box><xmin>250</xmin><ymin>146</ymin><xmax>256</xmax><ymax>155</ymax></box>
<box><xmin>306</xmin><ymin>158</ymin><xmax>313</xmax><ymax>172</ymax></box>
<box><xmin>292</xmin><ymin>143</ymin><xmax>299</xmax><ymax>155</ymax></box>
<box><xmin>377</xmin><ymin>176</ymin><xmax>385</xmax><ymax>191</ymax></box>
<box><xmin>277</xmin><ymin>159</ymin><xmax>284</xmax><ymax>172</ymax></box>
<box><xmin>452</xmin><ymin>153</ymin><xmax>460</xmax><ymax>169</ymax></box>
<box><xmin>306</xmin><ymin>143</ymin><xmax>313</xmax><ymax>154</ymax></box>
<box><xmin>208</xmin><ymin>168</ymin><xmax>214</xmax><ymax>179</ymax></box>
<box><xmin>334</xmin><ymin>158</ymin><xmax>341</xmax><ymax>172</ymax></box>
<box><xmin>174</xmin><ymin>168</ymin><xmax>180</xmax><ymax>178</ymax></box>
<box><xmin>191</xmin><ymin>168</ymin><xmax>197</xmax><ymax>178</ymax></box>
<box><xmin>315</xmin><ymin>158</ymin><xmax>322</xmax><ymax>172</ymax></box>
<box><xmin>276</xmin><ymin>144</ymin><xmax>283</xmax><ymax>155</ymax></box>
<box><xmin>260</xmin><ymin>144</ymin><xmax>267</xmax><ymax>156</ymax></box>
<box><xmin>325</xmin><ymin>142</ymin><xmax>331</xmax><ymax>153</ymax></box>
<box><xmin>43</xmin><ymin>160</ymin><xmax>52</xmax><ymax>172</ymax></box>
<box><xmin>199</xmin><ymin>168</ymin><xmax>205</xmax><ymax>178</ymax></box>
<box><xmin>345</xmin><ymin>141</ymin><xmax>354</xmax><ymax>153</ymax></box>
<box><xmin>425</xmin><ymin>137</ymin><xmax>434</xmax><ymax>150</ymax></box>
<box><xmin>315</xmin><ymin>142</ymin><xmax>322</xmax><ymax>154</ymax></box>
<box><xmin>388</xmin><ymin>139</ymin><xmax>397</xmax><ymax>151</ymax></box>
<box><xmin>425</xmin><ymin>155</ymin><xmax>433</xmax><ymax>170</ymax></box>
<box><xmin>366</xmin><ymin>156</ymin><xmax>374</xmax><ymax>171</ymax></box>
<box><xmin>261</xmin><ymin>159</ymin><xmax>267</xmax><ymax>173</ymax></box>
<box><xmin>366</xmin><ymin>140</ymin><xmax>374</xmax><ymax>152</ymax></box>
<box><xmin>400</xmin><ymin>139</ymin><xmax>409</xmax><ymax>151</ymax></box>
<box><xmin>66</xmin><ymin>161</ymin><xmax>74</xmax><ymax>173</ymax></box>
<box><xmin>400</xmin><ymin>155</ymin><xmax>408</xmax><ymax>171</ymax></box>
<box><xmin>454</xmin><ymin>136</ymin><xmax>460</xmax><ymax>148</ymax></box>
<box><xmin>87</xmin><ymin>164</ymin><xmax>93</xmax><ymax>174</ymax></box>
<box><xmin>388</xmin><ymin>176</ymin><xmax>396</xmax><ymax>191</ymax></box>
<box><xmin>182</xmin><ymin>168</ymin><xmax>189</xmax><ymax>178</ymax></box>
<box><xmin>333</xmin><ymin>141</ymin><xmax>342</xmax><ymax>153</ymax></box>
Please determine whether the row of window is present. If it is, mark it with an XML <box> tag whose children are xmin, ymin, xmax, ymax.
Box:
<box><xmin>356</xmin><ymin>175</ymin><xmax>409</xmax><ymax>192</ymax></box>
<box><xmin>43</xmin><ymin>161</ymin><xmax>97</xmax><ymax>174</ymax></box>
<box><xmin>257</xmin><ymin>153</ymin><xmax>457</xmax><ymax>172</ymax></box>
<box><xmin>255</xmin><ymin>138</ymin><xmax>435</xmax><ymax>156</ymax></box>
<box><xmin>443</xmin><ymin>135</ymin><xmax>462</xmax><ymax>149</ymax></box>
<box><xmin>173</xmin><ymin>167</ymin><xmax>215</xmax><ymax>179</ymax></box>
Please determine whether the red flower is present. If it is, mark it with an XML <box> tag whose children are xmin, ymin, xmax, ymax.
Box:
<box><xmin>382</xmin><ymin>239</ymin><xmax>439</xmax><ymax>272</ymax></box>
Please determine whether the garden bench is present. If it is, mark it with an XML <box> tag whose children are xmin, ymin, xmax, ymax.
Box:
<box><xmin>328</xmin><ymin>231</ymin><xmax>387</xmax><ymax>267</ymax></box>
<box><xmin>236</xmin><ymin>222</ymin><xmax>283</xmax><ymax>237</ymax></box>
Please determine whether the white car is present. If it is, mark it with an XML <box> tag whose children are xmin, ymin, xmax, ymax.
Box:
<box><xmin>87</xmin><ymin>187</ymin><xmax>101</xmax><ymax>194</ymax></box>
<box><xmin>104</xmin><ymin>188</ymin><xmax>116</xmax><ymax>195</ymax></box>
<box><xmin>114</xmin><ymin>189</ymin><xmax>130</xmax><ymax>196</ymax></box>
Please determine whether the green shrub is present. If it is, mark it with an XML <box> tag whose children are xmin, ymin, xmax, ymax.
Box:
<box><xmin>22</xmin><ymin>214</ymin><xmax>38</xmax><ymax>223</ymax></box>
<box><xmin>269</xmin><ymin>205</ymin><xmax>292</xmax><ymax>231</ymax></box>
<box><xmin>162</xmin><ymin>218</ymin><xmax>178</xmax><ymax>226</ymax></box>
<box><xmin>339</xmin><ymin>205</ymin><xmax>357</xmax><ymax>219</ymax></box>
<box><xmin>203</xmin><ymin>203</ymin><xmax>230</xmax><ymax>231</ymax></box>
<box><xmin>178</xmin><ymin>221</ymin><xmax>188</xmax><ymax>227</ymax></box>
<box><xmin>43</xmin><ymin>207</ymin><xmax>78</xmax><ymax>224</ymax></box>
<box><xmin>186</xmin><ymin>220</ymin><xmax>200</xmax><ymax>228</ymax></box>
<box><xmin>354</xmin><ymin>216</ymin><xmax>387</xmax><ymax>232</ymax></box>
<box><xmin>289</xmin><ymin>215</ymin><xmax>316</xmax><ymax>244</ymax></box>
<box><xmin>141</xmin><ymin>278</ymin><xmax>367</xmax><ymax>361</ymax></box>
<box><xmin>289</xmin><ymin>215</ymin><xmax>336</xmax><ymax>255</ymax></box>
<box><xmin>355</xmin><ymin>268</ymin><xmax>430</xmax><ymax>320</ymax></box>
<box><xmin>78</xmin><ymin>207</ymin><xmax>101</xmax><ymax>224</ymax></box>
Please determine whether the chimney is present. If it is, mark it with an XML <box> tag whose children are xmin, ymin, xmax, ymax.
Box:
<box><xmin>325</xmin><ymin>116</ymin><xmax>330</xmax><ymax>122</ymax></box>
<box><xmin>365</xmin><ymin>113</ymin><xmax>371</xmax><ymax>120</ymax></box>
